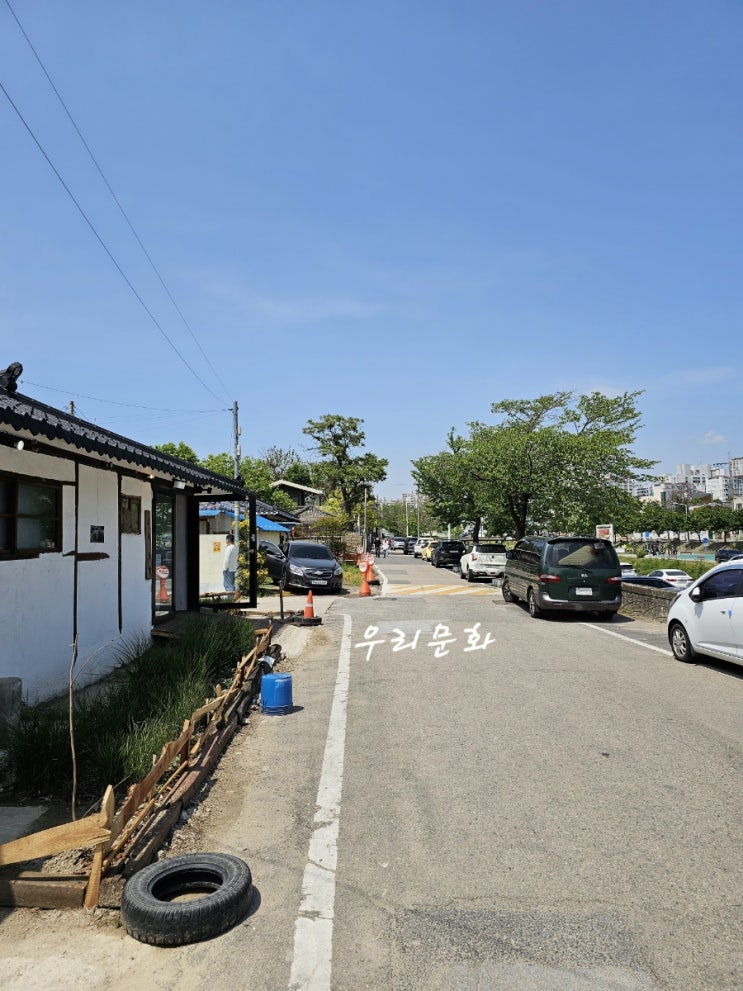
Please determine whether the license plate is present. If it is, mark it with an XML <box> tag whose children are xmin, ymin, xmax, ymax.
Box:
<box><xmin>575</xmin><ymin>587</ymin><xmax>593</xmax><ymax>597</ymax></box>
<box><xmin>311</xmin><ymin>579</ymin><xmax>328</xmax><ymax>585</ymax></box>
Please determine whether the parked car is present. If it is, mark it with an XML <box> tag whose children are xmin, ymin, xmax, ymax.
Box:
<box><xmin>647</xmin><ymin>568</ymin><xmax>693</xmax><ymax>588</ymax></box>
<box><xmin>460</xmin><ymin>542</ymin><xmax>507</xmax><ymax>582</ymax></box>
<box><xmin>263</xmin><ymin>539</ymin><xmax>343</xmax><ymax>593</ymax></box>
<box><xmin>391</xmin><ymin>536</ymin><xmax>406</xmax><ymax>551</ymax></box>
<box><xmin>431</xmin><ymin>539</ymin><xmax>466</xmax><ymax>568</ymax></box>
<box><xmin>403</xmin><ymin>536</ymin><xmax>417</xmax><ymax>554</ymax></box>
<box><xmin>621</xmin><ymin>575</ymin><xmax>679</xmax><ymax>589</ymax></box>
<box><xmin>414</xmin><ymin>537</ymin><xmax>433</xmax><ymax>558</ymax></box>
<box><xmin>502</xmin><ymin>535</ymin><xmax>622</xmax><ymax>619</ymax></box>
<box><xmin>715</xmin><ymin>547</ymin><xmax>743</xmax><ymax>563</ymax></box>
<box><xmin>422</xmin><ymin>540</ymin><xmax>438</xmax><ymax>562</ymax></box>
<box><xmin>620</xmin><ymin>563</ymin><xmax>638</xmax><ymax>577</ymax></box>
<box><xmin>259</xmin><ymin>539</ymin><xmax>286</xmax><ymax>583</ymax></box>
<box><xmin>667</xmin><ymin>560</ymin><xmax>743</xmax><ymax>667</ymax></box>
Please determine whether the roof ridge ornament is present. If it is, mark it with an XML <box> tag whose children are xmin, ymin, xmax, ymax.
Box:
<box><xmin>0</xmin><ymin>362</ymin><xmax>23</xmax><ymax>393</ymax></box>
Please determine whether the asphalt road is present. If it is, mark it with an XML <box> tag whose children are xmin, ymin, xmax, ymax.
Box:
<box><xmin>1</xmin><ymin>552</ymin><xmax>741</xmax><ymax>991</ymax></box>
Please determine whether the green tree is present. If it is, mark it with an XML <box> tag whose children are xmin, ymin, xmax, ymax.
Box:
<box><xmin>417</xmin><ymin>391</ymin><xmax>655</xmax><ymax>540</ymax></box>
<box><xmin>259</xmin><ymin>446</ymin><xmax>305</xmax><ymax>481</ymax></box>
<box><xmin>201</xmin><ymin>451</ymin><xmax>235</xmax><ymax>477</ymax></box>
<box><xmin>153</xmin><ymin>441</ymin><xmax>200</xmax><ymax>464</ymax></box>
<box><xmin>413</xmin><ymin>431</ymin><xmax>484</xmax><ymax>538</ymax></box>
<box><xmin>302</xmin><ymin>414</ymin><xmax>388</xmax><ymax>518</ymax></box>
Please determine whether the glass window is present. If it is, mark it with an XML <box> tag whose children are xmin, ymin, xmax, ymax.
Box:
<box><xmin>0</xmin><ymin>474</ymin><xmax>61</xmax><ymax>555</ymax></box>
<box><xmin>700</xmin><ymin>569</ymin><xmax>743</xmax><ymax>600</ymax></box>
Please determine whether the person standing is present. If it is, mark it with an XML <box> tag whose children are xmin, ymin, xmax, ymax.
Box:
<box><xmin>223</xmin><ymin>532</ymin><xmax>238</xmax><ymax>591</ymax></box>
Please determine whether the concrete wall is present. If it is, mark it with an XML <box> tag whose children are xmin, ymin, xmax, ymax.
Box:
<box><xmin>620</xmin><ymin>583</ymin><xmax>678</xmax><ymax>623</ymax></box>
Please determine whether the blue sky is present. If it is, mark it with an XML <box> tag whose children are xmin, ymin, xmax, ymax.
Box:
<box><xmin>2</xmin><ymin>1</ymin><xmax>741</xmax><ymax>500</ymax></box>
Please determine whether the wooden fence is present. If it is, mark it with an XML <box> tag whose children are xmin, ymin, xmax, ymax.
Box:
<box><xmin>0</xmin><ymin>623</ymin><xmax>273</xmax><ymax>910</ymax></box>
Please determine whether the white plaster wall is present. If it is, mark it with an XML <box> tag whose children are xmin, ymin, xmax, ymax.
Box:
<box><xmin>73</xmin><ymin>470</ymin><xmax>151</xmax><ymax>689</ymax></box>
<box><xmin>0</xmin><ymin>449</ymin><xmax>76</xmax><ymax>701</ymax></box>
<box><xmin>119</xmin><ymin>479</ymin><xmax>154</xmax><ymax>653</ymax></box>
<box><xmin>0</xmin><ymin>450</ymin><xmax>154</xmax><ymax>701</ymax></box>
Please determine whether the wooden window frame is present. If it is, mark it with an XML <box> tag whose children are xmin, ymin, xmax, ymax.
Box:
<box><xmin>0</xmin><ymin>471</ymin><xmax>62</xmax><ymax>557</ymax></box>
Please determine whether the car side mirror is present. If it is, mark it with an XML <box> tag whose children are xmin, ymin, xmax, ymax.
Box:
<box><xmin>689</xmin><ymin>586</ymin><xmax>702</xmax><ymax>602</ymax></box>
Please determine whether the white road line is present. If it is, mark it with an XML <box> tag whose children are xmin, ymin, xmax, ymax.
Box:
<box><xmin>288</xmin><ymin>614</ymin><xmax>352</xmax><ymax>991</ymax></box>
<box><xmin>585</xmin><ymin>622</ymin><xmax>671</xmax><ymax>655</ymax></box>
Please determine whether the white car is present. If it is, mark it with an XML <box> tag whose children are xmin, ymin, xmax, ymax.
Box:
<box><xmin>667</xmin><ymin>560</ymin><xmax>743</xmax><ymax>668</ymax></box>
<box><xmin>459</xmin><ymin>541</ymin><xmax>507</xmax><ymax>582</ymax></box>
<box><xmin>620</xmin><ymin>563</ymin><xmax>638</xmax><ymax>577</ymax></box>
<box><xmin>414</xmin><ymin>537</ymin><xmax>434</xmax><ymax>558</ymax></box>
<box><xmin>647</xmin><ymin>568</ymin><xmax>693</xmax><ymax>588</ymax></box>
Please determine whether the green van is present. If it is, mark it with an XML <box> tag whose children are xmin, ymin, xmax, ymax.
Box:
<box><xmin>502</xmin><ymin>536</ymin><xmax>622</xmax><ymax>619</ymax></box>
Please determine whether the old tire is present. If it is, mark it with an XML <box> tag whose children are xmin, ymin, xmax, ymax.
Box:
<box><xmin>121</xmin><ymin>853</ymin><xmax>253</xmax><ymax>946</ymax></box>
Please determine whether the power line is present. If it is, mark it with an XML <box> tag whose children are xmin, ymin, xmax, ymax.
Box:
<box><xmin>3</xmin><ymin>0</ymin><xmax>231</xmax><ymax>404</ymax></box>
<box><xmin>22</xmin><ymin>378</ymin><xmax>226</xmax><ymax>414</ymax></box>
<box><xmin>1</xmin><ymin>78</ymin><xmax>227</xmax><ymax>405</ymax></box>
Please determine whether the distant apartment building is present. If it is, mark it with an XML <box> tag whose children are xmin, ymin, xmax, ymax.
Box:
<box><xmin>704</xmin><ymin>475</ymin><xmax>731</xmax><ymax>502</ymax></box>
<box><xmin>619</xmin><ymin>456</ymin><xmax>743</xmax><ymax>505</ymax></box>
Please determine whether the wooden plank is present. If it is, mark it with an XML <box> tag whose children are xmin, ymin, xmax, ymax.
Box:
<box><xmin>83</xmin><ymin>785</ymin><xmax>115</xmax><ymax>910</ymax></box>
<box><xmin>189</xmin><ymin>693</ymin><xmax>228</xmax><ymax>724</ymax></box>
<box><xmin>0</xmin><ymin>816</ymin><xmax>111</xmax><ymax>867</ymax></box>
<box><xmin>109</xmin><ymin>723</ymin><xmax>191</xmax><ymax>840</ymax></box>
<box><xmin>121</xmin><ymin>802</ymin><xmax>183</xmax><ymax>878</ymax></box>
<box><xmin>0</xmin><ymin>872</ymin><xmax>87</xmax><ymax>909</ymax></box>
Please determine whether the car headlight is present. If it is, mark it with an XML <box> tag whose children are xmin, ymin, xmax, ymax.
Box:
<box><xmin>333</xmin><ymin>565</ymin><xmax>343</xmax><ymax>577</ymax></box>
<box><xmin>289</xmin><ymin>564</ymin><xmax>305</xmax><ymax>576</ymax></box>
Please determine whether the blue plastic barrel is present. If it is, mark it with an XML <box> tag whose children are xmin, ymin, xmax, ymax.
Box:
<box><xmin>260</xmin><ymin>672</ymin><xmax>293</xmax><ymax>714</ymax></box>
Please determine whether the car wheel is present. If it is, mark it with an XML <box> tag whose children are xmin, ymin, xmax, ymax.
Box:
<box><xmin>669</xmin><ymin>621</ymin><xmax>696</xmax><ymax>663</ymax></box>
<box><xmin>460</xmin><ymin>567</ymin><xmax>466</xmax><ymax>580</ymax></box>
<box><xmin>527</xmin><ymin>588</ymin><xmax>542</xmax><ymax>618</ymax></box>
<box><xmin>501</xmin><ymin>578</ymin><xmax>517</xmax><ymax>603</ymax></box>
<box><xmin>467</xmin><ymin>569</ymin><xmax>475</xmax><ymax>583</ymax></box>
<box><xmin>120</xmin><ymin>853</ymin><xmax>253</xmax><ymax>946</ymax></box>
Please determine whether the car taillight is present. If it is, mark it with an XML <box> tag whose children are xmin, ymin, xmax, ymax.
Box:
<box><xmin>539</xmin><ymin>574</ymin><xmax>560</xmax><ymax>583</ymax></box>
<box><xmin>608</xmin><ymin>576</ymin><xmax>623</xmax><ymax>585</ymax></box>
<box><xmin>471</xmin><ymin>552</ymin><xmax>477</xmax><ymax>560</ymax></box>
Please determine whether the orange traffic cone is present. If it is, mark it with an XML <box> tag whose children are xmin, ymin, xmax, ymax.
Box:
<box><xmin>304</xmin><ymin>591</ymin><xmax>315</xmax><ymax>619</ymax></box>
<box><xmin>359</xmin><ymin>562</ymin><xmax>372</xmax><ymax>597</ymax></box>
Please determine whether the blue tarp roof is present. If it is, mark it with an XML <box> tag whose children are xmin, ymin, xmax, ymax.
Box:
<box><xmin>200</xmin><ymin>508</ymin><xmax>289</xmax><ymax>532</ymax></box>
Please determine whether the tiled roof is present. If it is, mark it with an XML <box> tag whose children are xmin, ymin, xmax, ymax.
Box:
<box><xmin>0</xmin><ymin>388</ymin><xmax>246</xmax><ymax>498</ymax></box>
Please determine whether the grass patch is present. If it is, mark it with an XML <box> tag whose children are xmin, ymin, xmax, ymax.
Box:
<box><xmin>342</xmin><ymin>562</ymin><xmax>364</xmax><ymax>588</ymax></box>
<box><xmin>5</xmin><ymin>615</ymin><xmax>256</xmax><ymax>805</ymax></box>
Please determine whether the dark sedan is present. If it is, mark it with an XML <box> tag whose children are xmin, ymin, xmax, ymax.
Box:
<box><xmin>259</xmin><ymin>539</ymin><xmax>344</xmax><ymax>592</ymax></box>
<box><xmin>715</xmin><ymin>547</ymin><xmax>743</xmax><ymax>563</ymax></box>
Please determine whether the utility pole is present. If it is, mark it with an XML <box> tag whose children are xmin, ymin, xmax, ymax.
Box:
<box><xmin>232</xmin><ymin>401</ymin><xmax>241</xmax><ymax>544</ymax></box>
